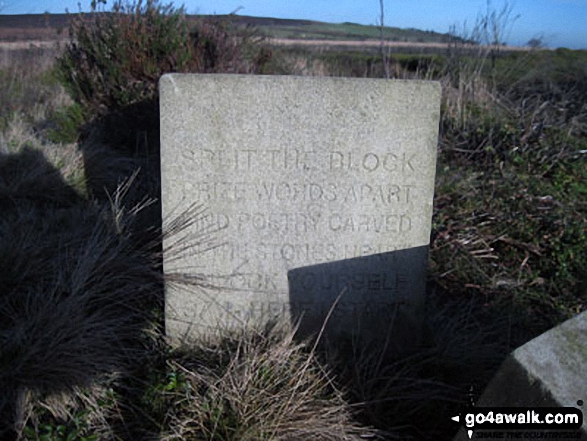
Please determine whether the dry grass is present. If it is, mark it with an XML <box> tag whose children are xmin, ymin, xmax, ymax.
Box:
<box><xmin>0</xmin><ymin>196</ymin><xmax>162</xmax><ymax>438</ymax></box>
<box><xmin>161</xmin><ymin>325</ymin><xmax>370</xmax><ymax>441</ymax></box>
<box><xmin>1</xmin><ymin>115</ymin><xmax>84</xmax><ymax>193</ymax></box>
<box><xmin>0</xmin><ymin>44</ymin><xmax>83</xmax><ymax>193</ymax></box>
<box><xmin>0</xmin><ymin>46</ymin><xmax>64</xmax><ymax>118</ymax></box>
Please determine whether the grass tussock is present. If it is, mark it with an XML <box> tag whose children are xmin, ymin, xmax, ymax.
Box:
<box><xmin>161</xmin><ymin>326</ymin><xmax>368</xmax><ymax>441</ymax></box>
<box><xmin>3</xmin><ymin>319</ymin><xmax>376</xmax><ymax>440</ymax></box>
<box><xmin>0</xmin><ymin>198</ymin><xmax>162</xmax><ymax>437</ymax></box>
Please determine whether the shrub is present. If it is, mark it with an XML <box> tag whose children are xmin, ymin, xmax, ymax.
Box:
<box><xmin>46</xmin><ymin>103</ymin><xmax>85</xmax><ymax>144</ymax></box>
<box><xmin>58</xmin><ymin>0</ymin><xmax>193</xmax><ymax>115</ymax></box>
<box><xmin>57</xmin><ymin>0</ymin><xmax>273</xmax><ymax>153</ymax></box>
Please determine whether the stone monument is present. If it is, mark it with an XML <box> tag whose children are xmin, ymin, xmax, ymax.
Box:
<box><xmin>160</xmin><ymin>74</ymin><xmax>441</xmax><ymax>344</ymax></box>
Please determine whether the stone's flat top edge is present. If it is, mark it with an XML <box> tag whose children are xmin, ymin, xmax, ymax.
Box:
<box><xmin>514</xmin><ymin>310</ymin><xmax>587</xmax><ymax>355</ymax></box>
<box><xmin>511</xmin><ymin>310</ymin><xmax>586</xmax><ymax>404</ymax></box>
<box><xmin>159</xmin><ymin>72</ymin><xmax>442</xmax><ymax>90</ymax></box>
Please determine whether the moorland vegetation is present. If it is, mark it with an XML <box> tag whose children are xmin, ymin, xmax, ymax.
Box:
<box><xmin>0</xmin><ymin>0</ymin><xmax>585</xmax><ymax>439</ymax></box>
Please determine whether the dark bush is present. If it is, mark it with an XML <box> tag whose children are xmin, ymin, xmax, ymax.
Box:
<box><xmin>60</xmin><ymin>2</ymin><xmax>181</xmax><ymax>112</ymax></box>
<box><xmin>0</xmin><ymin>147</ymin><xmax>162</xmax><ymax>436</ymax></box>
<box><xmin>57</xmin><ymin>0</ymin><xmax>273</xmax><ymax>153</ymax></box>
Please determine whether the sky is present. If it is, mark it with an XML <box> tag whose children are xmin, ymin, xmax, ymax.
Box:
<box><xmin>1</xmin><ymin>0</ymin><xmax>586</xmax><ymax>49</ymax></box>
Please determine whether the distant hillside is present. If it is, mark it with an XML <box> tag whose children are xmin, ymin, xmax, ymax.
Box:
<box><xmin>0</xmin><ymin>13</ymin><xmax>70</xmax><ymax>29</ymax></box>
<box><xmin>0</xmin><ymin>12</ymin><xmax>456</xmax><ymax>45</ymax></box>
<box><xmin>0</xmin><ymin>14</ymin><xmax>69</xmax><ymax>41</ymax></box>
<box><xmin>202</xmin><ymin>15</ymin><xmax>456</xmax><ymax>44</ymax></box>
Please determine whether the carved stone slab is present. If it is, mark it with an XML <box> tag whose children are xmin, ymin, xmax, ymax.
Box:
<box><xmin>160</xmin><ymin>74</ymin><xmax>441</xmax><ymax>342</ymax></box>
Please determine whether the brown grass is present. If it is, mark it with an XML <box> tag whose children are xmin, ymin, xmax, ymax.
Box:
<box><xmin>162</xmin><ymin>325</ymin><xmax>371</xmax><ymax>441</ymax></box>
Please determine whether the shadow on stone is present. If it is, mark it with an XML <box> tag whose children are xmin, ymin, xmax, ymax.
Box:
<box><xmin>289</xmin><ymin>245</ymin><xmax>428</xmax><ymax>351</ymax></box>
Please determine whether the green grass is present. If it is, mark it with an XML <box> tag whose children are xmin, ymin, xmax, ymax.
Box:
<box><xmin>431</xmin><ymin>151</ymin><xmax>586</xmax><ymax>338</ymax></box>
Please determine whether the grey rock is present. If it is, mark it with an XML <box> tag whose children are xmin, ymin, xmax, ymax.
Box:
<box><xmin>160</xmin><ymin>74</ymin><xmax>441</xmax><ymax>344</ymax></box>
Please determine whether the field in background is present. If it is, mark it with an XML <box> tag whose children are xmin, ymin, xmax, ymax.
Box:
<box><xmin>0</xmin><ymin>12</ymin><xmax>532</xmax><ymax>59</ymax></box>
<box><xmin>199</xmin><ymin>14</ymin><xmax>456</xmax><ymax>44</ymax></box>
<box><xmin>0</xmin><ymin>6</ymin><xmax>586</xmax><ymax>440</ymax></box>
<box><xmin>0</xmin><ymin>13</ymin><xmax>455</xmax><ymax>43</ymax></box>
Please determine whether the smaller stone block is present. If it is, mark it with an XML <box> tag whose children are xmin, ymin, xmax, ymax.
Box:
<box><xmin>453</xmin><ymin>311</ymin><xmax>587</xmax><ymax>440</ymax></box>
